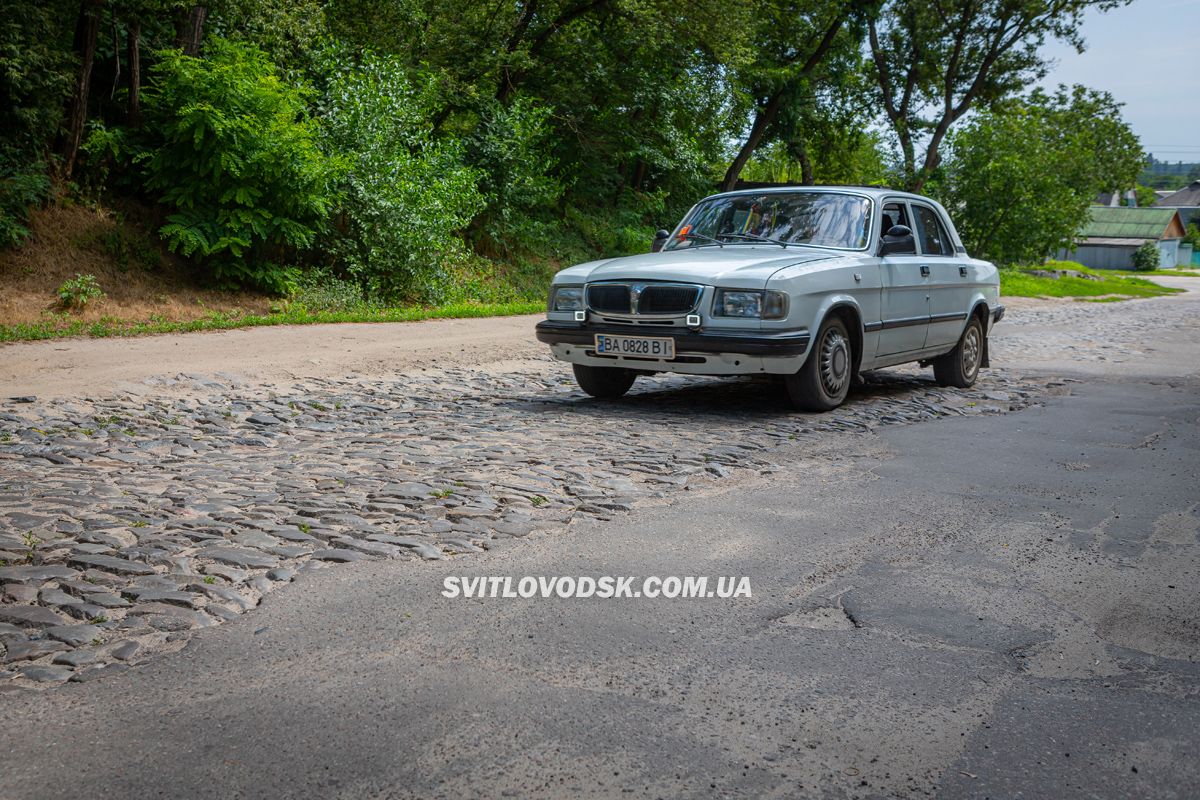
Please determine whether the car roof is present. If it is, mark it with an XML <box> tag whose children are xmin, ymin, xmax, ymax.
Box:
<box><xmin>699</xmin><ymin>185</ymin><xmax>930</xmax><ymax>203</ymax></box>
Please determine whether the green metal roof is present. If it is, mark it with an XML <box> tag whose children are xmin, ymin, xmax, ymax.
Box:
<box><xmin>1081</xmin><ymin>206</ymin><xmax>1179</xmax><ymax>240</ymax></box>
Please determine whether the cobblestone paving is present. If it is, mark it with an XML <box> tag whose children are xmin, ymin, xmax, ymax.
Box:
<box><xmin>0</xmin><ymin>358</ymin><xmax>1053</xmax><ymax>687</ymax></box>
<box><xmin>994</xmin><ymin>291</ymin><xmax>1200</xmax><ymax>367</ymax></box>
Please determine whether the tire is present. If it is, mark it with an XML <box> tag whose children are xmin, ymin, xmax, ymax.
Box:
<box><xmin>785</xmin><ymin>315</ymin><xmax>853</xmax><ymax>412</ymax></box>
<box><xmin>572</xmin><ymin>363</ymin><xmax>637</xmax><ymax>399</ymax></box>
<box><xmin>932</xmin><ymin>316</ymin><xmax>984</xmax><ymax>388</ymax></box>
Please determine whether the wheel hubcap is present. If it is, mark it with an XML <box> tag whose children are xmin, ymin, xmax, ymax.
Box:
<box><xmin>820</xmin><ymin>331</ymin><xmax>850</xmax><ymax>396</ymax></box>
<box><xmin>961</xmin><ymin>327</ymin><xmax>981</xmax><ymax>377</ymax></box>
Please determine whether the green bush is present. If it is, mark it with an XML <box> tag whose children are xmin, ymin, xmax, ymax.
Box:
<box><xmin>1131</xmin><ymin>241</ymin><xmax>1161</xmax><ymax>272</ymax></box>
<box><xmin>315</xmin><ymin>48</ymin><xmax>484</xmax><ymax>303</ymax></box>
<box><xmin>466</xmin><ymin>98</ymin><xmax>562</xmax><ymax>250</ymax></box>
<box><xmin>286</xmin><ymin>270</ymin><xmax>370</xmax><ymax>313</ymax></box>
<box><xmin>136</xmin><ymin>39</ymin><xmax>342</xmax><ymax>294</ymax></box>
<box><xmin>57</xmin><ymin>273</ymin><xmax>105</xmax><ymax>309</ymax></box>
<box><xmin>0</xmin><ymin>156</ymin><xmax>51</xmax><ymax>248</ymax></box>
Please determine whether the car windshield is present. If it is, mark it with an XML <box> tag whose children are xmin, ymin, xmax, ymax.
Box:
<box><xmin>664</xmin><ymin>191</ymin><xmax>872</xmax><ymax>251</ymax></box>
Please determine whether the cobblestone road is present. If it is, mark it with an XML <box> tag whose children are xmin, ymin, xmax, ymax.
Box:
<box><xmin>1</xmin><ymin>286</ymin><xmax>1195</xmax><ymax>688</ymax></box>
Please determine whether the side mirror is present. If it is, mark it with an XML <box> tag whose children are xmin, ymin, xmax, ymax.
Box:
<box><xmin>879</xmin><ymin>224</ymin><xmax>916</xmax><ymax>256</ymax></box>
<box><xmin>651</xmin><ymin>229</ymin><xmax>670</xmax><ymax>253</ymax></box>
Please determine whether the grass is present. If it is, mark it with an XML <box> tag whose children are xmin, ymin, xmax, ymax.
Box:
<box><xmin>0</xmin><ymin>300</ymin><xmax>545</xmax><ymax>343</ymax></box>
<box><xmin>1000</xmin><ymin>261</ymin><xmax>1186</xmax><ymax>301</ymax></box>
<box><xmin>1108</xmin><ymin>268</ymin><xmax>1200</xmax><ymax>278</ymax></box>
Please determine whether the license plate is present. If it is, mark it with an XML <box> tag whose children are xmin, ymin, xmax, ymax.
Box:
<box><xmin>594</xmin><ymin>334</ymin><xmax>675</xmax><ymax>359</ymax></box>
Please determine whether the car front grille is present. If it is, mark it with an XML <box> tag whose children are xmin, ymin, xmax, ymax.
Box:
<box><xmin>586</xmin><ymin>284</ymin><xmax>632</xmax><ymax>314</ymax></box>
<box><xmin>639</xmin><ymin>285</ymin><xmax>701</xmax><ymax>314</ymax></box>
<box><xmin>586</xmin><ymin>283</ymin><xmax>702</xmax><ymax>316</ymax></box>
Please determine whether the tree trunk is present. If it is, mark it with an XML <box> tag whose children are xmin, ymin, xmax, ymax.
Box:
<box><xmin>59</xmin><ymin>0</ymin><xmax>104</xmax><ymax>181</ymax></box>
<box><xmin>721</xmin><ymin>92</ymin><xmax>783</xmax><ymax>192</ymax></box>
<box><xmin>798</xmin><ymin>143</ymin><xmax>813</xmax><ymax>185</ymax></box>
<box><xmin>127</xmin><ymin>20</ymin><xmax>141</xmax><ymax>126</ymax></box>
<box><xmin>175</xmin><ymin>5</ymin><xmax>207</xmax><ymax>55</ymax></box>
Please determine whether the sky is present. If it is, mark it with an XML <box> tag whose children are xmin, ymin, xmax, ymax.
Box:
<box><xmin>1039</xmin><ymin>0</ymin><xmax>1200</xmax><ymax>164</ymax></box>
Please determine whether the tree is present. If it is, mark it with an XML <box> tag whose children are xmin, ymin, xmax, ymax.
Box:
<box><xmin>59</xmin><ymin>0</ymin><xmax>106</xmax><ymax>180</ymax></box>
<box><xmin>865</xmin><ymin>0</ymin><xmax>1131</xmax><ymax>191</ymax></box>
<box><xmin>933</xmin><ymin>86</ymin><xmax>1144</xmax><ymax>265</ymax></box>
<box><xmin>719</xmin><ymin>0</ymin><xmax>862</xmax><ymax>191</ymax></box>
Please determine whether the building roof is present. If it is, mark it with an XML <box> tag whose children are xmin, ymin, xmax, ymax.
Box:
<box><xmin>1079</xmin><ymin>207</ymin><xmax>1182</xmax><ymax>240</ymax></box>
<box><xmin>1154</xmin><ymin>180</ymin><xmax>1200</xmax><ymax>207</ymax></box>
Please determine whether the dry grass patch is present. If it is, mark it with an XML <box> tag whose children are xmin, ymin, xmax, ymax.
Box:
<box><xmin>0</xmin><ymin>203</ymin><xmax>272</xmax><ymax>326</ymax></box>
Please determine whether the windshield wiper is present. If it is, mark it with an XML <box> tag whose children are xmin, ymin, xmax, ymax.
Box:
<box><xmin>721</xmin><ymin>232</ymin><xmax>789</xmax><ymax>248</ymax></box>
<box><xmin>681</xmin><ymin>231</ymin><xmax>723</xmax><ymax>247</ymax></box>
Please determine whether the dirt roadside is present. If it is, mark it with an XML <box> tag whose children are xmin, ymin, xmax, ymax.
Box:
<box><xmin>1</xmin><ymin>314</ymin><xmax>546</xmax><ymax>399</ymax></box>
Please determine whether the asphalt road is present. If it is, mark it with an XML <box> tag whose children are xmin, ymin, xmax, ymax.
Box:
<box><xmin>3</xmin><ymin>293</ymin><xmax>1199</xmax><ymax>799</ymax></box>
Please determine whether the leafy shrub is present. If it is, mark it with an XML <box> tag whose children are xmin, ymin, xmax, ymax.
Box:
<box><xmin>466</xmin><ymin>98</ymin><xmax>562</xmax><ymax>250</ymax></box>
<box><xmin>316</xmin><ymin>48</ymin><xmax>484</xmax><ymax>303</ymax></box>
<box><xmin>136</xmin><ymin>39</ymin><xmax>342</xmax><ymax>294</ymax></box>
<box><xmin>57</xmin><ymin>273</ymin><xmax>105</xmax><ymax>309</ymax></box>
<box><xmin>1131</xmin><ymin>241</ymin><xmax>1161</xmax><ymax>272</ymax></box>
<box><xmin>0</xmin><ymin>153</ymin><xmax>51</xmax><ymax>248</ymax></box>
<box><xmin>286</xmin><ymin>270</ymin><xmax>370</xmax><ymax>312</ymax></box>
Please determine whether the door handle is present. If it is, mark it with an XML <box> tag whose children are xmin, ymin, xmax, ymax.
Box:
<box><xmin>920</xmin><ymin>265</ymin><xmax>930</xmax><ymax>277</ymax></box>
<box><xmin>959</xmin><ymin>266</ymin><xmax>968</xmax><ymax>277</ymax></box>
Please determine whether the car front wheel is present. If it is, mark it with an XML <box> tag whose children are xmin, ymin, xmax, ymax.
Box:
<box><xmin>572</xmin><ymin>363</ymin><xmax>637</xmax><ymax>399</ymax></box>
<box><xmin>932</xmin><ymin>316</ymin><xmax>983</xmax><ymax>388</ymax></box>
<box><xmin>785</xmin><ymin>316</ymin><xmax>853</xmax><ymax>412</ymax></box>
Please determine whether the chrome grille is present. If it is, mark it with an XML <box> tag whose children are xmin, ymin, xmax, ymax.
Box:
<box><xmin>586</xmin><ymin>283</ymin><xmax>702</xmax><ymax>316</ymax></box>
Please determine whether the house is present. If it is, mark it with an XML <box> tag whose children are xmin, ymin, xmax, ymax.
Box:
<box><xmin>1058</xmin><ymin>207</ymin><xmax>1187</xmax><ymax>269</ymax></box>
<box><xmin>1154</xmin><ymin>179</ymin><xmax>1200</xmax><ymax>231</ymax></box>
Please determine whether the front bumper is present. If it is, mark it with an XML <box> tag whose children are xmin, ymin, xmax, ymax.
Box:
<box><xmin>535</xmin><ymin>321</ymin><xmax>811</xmax><ymax>357</ymax></box>
<box><xmin>992</xmin><ymin>304</ymin><xmax>1006</xmax><ymax>324</ymax></box>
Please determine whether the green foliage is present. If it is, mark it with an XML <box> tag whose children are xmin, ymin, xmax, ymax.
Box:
<box><xmin>57</xmin><ymin>273</ymin><xmax>105</xmax><ymax>309</ymax></box>
<box><xmin>1183</xmin><ymin>224</ymin><xmax>1200</xmax><ymax>249</ymax></box>
<box><xmin>1134</xmin><ymin>185</ymin><xmax>1158</xmax><ymax>208</ymax></box>
<box><xmin>466</xmin><ymin>98</ymin><xmax>561</xmax><ymax>248</ymax></box>
<box><xmin>315</xmin><ymin>47</ymin><xmax>483</xmax><ymax>303</ymax></box>
<box><xmin>135</xmin><ymin>39</ymin><xmax>342</xmax><ymax>294</ymax></box>
<box><xmin>0</xmin><ymin>0</ymin><xmax>76</xmax><ymax>158</ymax></box>
<box><xmin>0</xmin><ymin>156</ymin><xmax>52</xmax><ymax>248</ymax></box>
<box><xmin>285</xmin><ymin>269</ymin><xmax>370</xmax><ymax>313</ymax></box>
<box><xmin>1131</xmin><ymin>241</ymin><xmax>1160</xmax><ymax>272</ymax></box>
<box><xmin>933</xmin><ymin>86</ymin><xmax>1144</xmax><ymax>265</ymax></box>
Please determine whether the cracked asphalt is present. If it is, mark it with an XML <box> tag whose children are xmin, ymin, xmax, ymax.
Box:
<box><xmin>1</xmin><ymin>280</ymin><xmax>1198</xmax><ymax>799</ymax></box>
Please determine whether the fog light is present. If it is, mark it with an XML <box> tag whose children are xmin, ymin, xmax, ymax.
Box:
<box><xmin>686</xmin><ymin>314</ymin><xmax>701</xmax><ymax>328</ymax></box>
<box><xmin>574</xmin><ymin>310</ymin><xmax>587</xmax><ymax>322</ymax></box>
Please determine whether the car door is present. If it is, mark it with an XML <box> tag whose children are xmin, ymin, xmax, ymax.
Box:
<box><xmin>877</xmin><ymin>200</ymin><xmax>930</xmax><ymax>356</ymax></box>
<box><xmin>911</xmin><ymin>203</ymin><xmax>965</xmax><ymax>350</ymax></box>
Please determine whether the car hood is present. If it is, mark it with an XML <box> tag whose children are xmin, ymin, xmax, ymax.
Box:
<box><xmin>554</xmin><ymin>246</ymin><xmax>842</xmax><ymax>288</ymax></box>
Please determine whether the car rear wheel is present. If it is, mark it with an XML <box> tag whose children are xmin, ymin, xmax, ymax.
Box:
<box><xmin>932</xmin><ymin>316</ymin><xmax>983</xmax><ymax>388</ymax></box>
<box><xmin>572</xmin><ymin>363</ymin><xmax>637</xmax><ymax>399</ymax></box>
<box><xmin>785</xmin><ymin>316</ymin><xmax>852</xmax><ymax>412</ymax></box>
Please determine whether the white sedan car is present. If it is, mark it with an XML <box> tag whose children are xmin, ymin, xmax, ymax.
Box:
<box><xmin>536</xmin><ymin>186</ymin><xmax>1003</xmax><ymax>411</ymax></box>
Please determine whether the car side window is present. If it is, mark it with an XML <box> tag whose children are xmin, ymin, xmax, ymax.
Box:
<box><xmin>912</xmin><ymin>205</ymin><xmax>952</xmax><ymax>256</ymax></box>
<box><xmin>881</xmin><ymin>202</ymin><xmax>909</xmax><ymax>236</ymax></box>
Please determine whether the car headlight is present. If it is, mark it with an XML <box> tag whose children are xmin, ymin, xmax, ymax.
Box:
<box><xmin>714</xmin><ymin>289</ymin><xmax>788</xmax><ymax>319</ymax></box>
<box><xmin>549</xmin><ymin>286</ymin><xmax>584</xmax><ymax>312</ymax></box>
